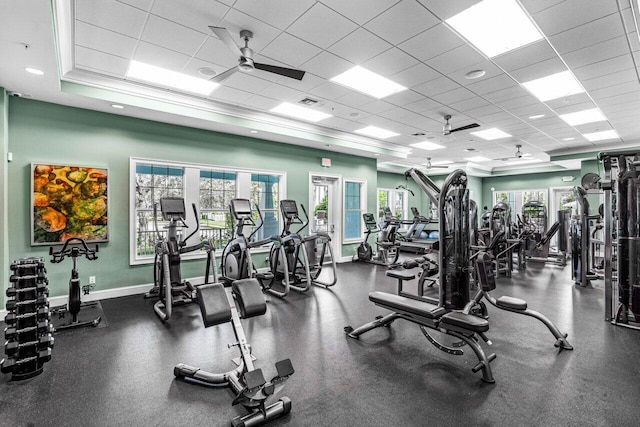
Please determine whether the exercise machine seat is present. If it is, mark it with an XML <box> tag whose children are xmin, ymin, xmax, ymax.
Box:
<box><xmin>232</xmin><ymin>278</ymin><xmax>267</xmax><ymax>319</ymax></box>
<box><xmin>440</xmin><ymin>312</ymin><xmax>489</xmax><ymax>333</ymax></box>
<box><xmin>197</xmin><ymin>283</ymin><xmax>232</xmax><ymax>327</ymax></box>
<box><xmin>369</xmin><ymin>291</ymin><xmax>445</xmax><ymax>319</ymax></box>
<box><xmin>386</xmin><ymin>270</ymin><xmax>415</xmax><ymax>281</ymax></box>
<box><xmin>496</xmin><ymin>296</ymin><xmax>527</xmax><ymax>311</ymax></box>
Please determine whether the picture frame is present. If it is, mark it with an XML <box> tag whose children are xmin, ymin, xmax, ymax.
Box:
<box><xmin>31</xmin><ymin>163</ymin><xmax>109</xmax><ymax>245</ymax></box>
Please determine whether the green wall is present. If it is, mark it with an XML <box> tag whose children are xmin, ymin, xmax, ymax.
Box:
<box><xmin>1</xmin><ymin>89</ymin><xmax>9</xmax><ymax>309</ymax></box>
<box><xmin>6</xmin><ymin>97</ymin><xmax>377</xmax><ymax>298</ymax></box>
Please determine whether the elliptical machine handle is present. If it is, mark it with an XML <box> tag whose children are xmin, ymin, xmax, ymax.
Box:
<box><xmin>182</xmin><ymin>203</ymin><xmax>201</xmax><ymax>247</ymax></box>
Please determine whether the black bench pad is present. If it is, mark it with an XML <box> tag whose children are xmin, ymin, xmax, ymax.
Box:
<box><xmin>496</xmin><ymin>296</ymin><xmax>527</xmax><ymax>311</ymax></box>
<box><xmin>386</xmin><ymin>270</ymin><xmax>415</xmax><ymax>281</ymax></box>
<box><xmin>232</xmin><ymin>278</ymin><xmax>267</xmax><ymax>319</ymax></box>
<box><xmin>369</xmin><ymin>291</ymin><xmax>445</xmax><ymax>319</ymax></box>
<box><xmin>440</xmin><ymin>312</ymin><xmax>489</xmax><ymax>333</ymax></box>
<box><xmin>197</xmin><ymin>283</ymin><xmax>232</xmax><ymax>328</ymax></box>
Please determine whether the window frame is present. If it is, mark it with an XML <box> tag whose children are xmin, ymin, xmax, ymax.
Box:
<box><xmin>377</xmin><ymin>187</ymin><xmax>409</xmax><ymax>222</ymax></box>
<box><xmin>343</xmin><ymin>178</ymin><xmax>367</xmax><ymax>244</ymax></box>
<box><xmin>492</xmin><ymin>188</ymin><xmax>548</xmax><ymax>223</ymax></box>
<box><xmin>129</xmin><ymin>157</ymin><xmax>286</xmax><ymax>265</ymax></box>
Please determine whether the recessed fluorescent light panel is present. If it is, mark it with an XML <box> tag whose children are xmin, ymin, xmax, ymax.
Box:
<box><xmin>411</xmin><ymin>141</ymin><xmax>445</xmax><ymax>151</ymax></box>
<box><xmin>330</xmin><ymin>66</ymin><xmax>407</xmax><ymax>99</ymax></box>
<box><xmin>559</xmin><ymin>108</ymin><xmax>606</xmax><ymax>126</ymax></box>
<box><xmin>521</xmin><ymin>70</ymin><xmax>584</xmax><ymax>102</ymax></box>
<box><xmin>465</xmin><ymin>156</ymin><xmax>491</xmax><ymax>162</ymax></box>
<box><xmin>583</xmin><ymin>130</ymin><xmax>619</xmax><ymax>142</ymax></box>
<box><xmin>470</xmin><ymin>128</ymin><xmax>512</xmax><ymax>140</ymax></box>
<box><xmin>380</xmin><ymin>162</ymin><xmax>411</xmax><ymax>168</ymax></box>
<box><xmin>355</xmin><ymin>126</ymin><xmax>400</xmax><ymax>139</ymax></box>
<box><xmin>445</xmin><ymin>0</ymin><xmax>543</xmax><ymax>58</ymax></box>
<box><xmin>25</xmin><ymin>67</ymin><xmax>45</xmax><ymax>75</ymax></box>
<box><xmin>270</xmin><ymin>102</ymin><xmax>332</xmax><ymax>122</ymax></box>
<box><xmin>505</xmin><ymin>158</ymin><xmax>543</xmax><ymax>166</ymax></box>
<box><xmin>126</xmin><ymin>61</ymin><xmax>219</xmax><ymax>95</ymax></box>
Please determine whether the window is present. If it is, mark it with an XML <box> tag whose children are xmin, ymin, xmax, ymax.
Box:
<box><xmin>377</xmin><ymin>188</ymin><xmax>408</xmax><ymax>221</ymax></box>
<box><xmin>199</xmin><ymin>170</ymin><xmax>236</xmax><ymax>249</ymax></box>
<box><xmin>134</xmin><ymin>164</ymin><xmax>184</xmax><ymax>257</ymax></box>
<box><xmin>492</xmin><ymin>189</ymin><xmax>547</xmax><ymax>223</ymax></box>
<box><xmin>130</xmin><ymin>158</ymin><xmax>285</xmax><ymax>264</ymax></box>
<box><xmin>344</xmin><ymin>180</ymin><xmax>366</xmax><ymax>241</ymax></box>
<box><xmin>251</xmin><ymin>174</ymin><xmax>280</xmax><ymax>240</ymax></box>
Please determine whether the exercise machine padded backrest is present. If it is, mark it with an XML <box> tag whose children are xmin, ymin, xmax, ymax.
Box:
<box><xmin>280</xmin><ymin>200</ymin><xmax>299</xmax><ymax>219</ymax></box>
<box><xmin>230</xmin><ymin>198</ymin><xmax>252</xmax><ymax>219</ymax></box>
<box><xmin>232</xmin><ymin>278</ymin><xmax>267</xmax><ymax>319</ymax></box>
<box><xmin>475</xmin><ymin>252</ymin><xmax>496</xmax><ymax>292</ymax></box>
<box><xmin>197</xmin><ymin>283</ymin><xmax>232</xmax><ymax>327</ymax></box>
<box><xmin>160</xmin><ymin>197</ymin><xmax>186</xmax><ymax>221</ymax></box>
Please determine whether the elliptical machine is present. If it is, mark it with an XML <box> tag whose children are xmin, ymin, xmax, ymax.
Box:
<box><xmin>49</xmin><ymin>238</ymin><xmax>102</xmax><ymax>331</ymax></box>
<box><xmin>353</xmin><ymin>213</ymin><xmax>400</xmax><ymax>266</ymax></box>
<box><xmin>263</xmin><ymin>200</ymin><xmax>337</xmax><ymax>297</ymax></box>
<box><xmin>220</xmin><ymin>199</ymin><xmax>276</xmax><ymax>285</ymax></box>
<box><xmin>146</xmin><ymin>197</ymin><xmax>216</xmax><ymax>322</ymax></box>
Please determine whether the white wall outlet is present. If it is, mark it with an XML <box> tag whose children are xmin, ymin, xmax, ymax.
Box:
<box><xmin>89</xmin><ymin>276</ymin><xmax>96</xmax><ymax>284</ymax></box>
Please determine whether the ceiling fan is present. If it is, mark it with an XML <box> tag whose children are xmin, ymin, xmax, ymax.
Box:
<box><xmin>424</xmin><ymin>157</ymin><xmax>449</xmax><ymax>169</ymax></box>
<box><xmin>497</xmin><ymin>144</ymin><xmax>529</xmax><ymax>161</ymax></box>
<box><xmin>208</xmin><ymin>26</ymin><xmax>306</xmax><ymax>84</ymax></box>
<box><xmin>443</xmin><ymin>114</ymin><xmax>480</xmax><ymax>135</ymax></box>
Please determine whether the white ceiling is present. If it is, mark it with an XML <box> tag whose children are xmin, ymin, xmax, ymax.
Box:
<box><xmin>1</xmin><ymin>0</ymin><xmax>639</xmax><ymax>175</ymax></box>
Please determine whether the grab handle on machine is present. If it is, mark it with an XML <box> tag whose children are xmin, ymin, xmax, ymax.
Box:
<box><xmin>182</xmin><ymin>203</ymin><xmax>200</xmax><ymax>247</ymax></box>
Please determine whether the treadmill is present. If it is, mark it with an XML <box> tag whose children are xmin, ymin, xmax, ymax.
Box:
<box><xmin>398</xmin><ymin>207</ymin><xmax>438</xmax><ymax>254</ymax></box>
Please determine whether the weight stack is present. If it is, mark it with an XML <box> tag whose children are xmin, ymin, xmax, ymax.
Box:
<box><xmin>1</xmin><ymin>257</ymin><xmax>54</xmax><ymax>380</ymax></box>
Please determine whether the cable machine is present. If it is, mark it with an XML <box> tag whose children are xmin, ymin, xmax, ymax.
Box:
<box><xmin>599</xmin><ymin>150</ymin><xmax>640</xmax><ymax>329</ymax></box>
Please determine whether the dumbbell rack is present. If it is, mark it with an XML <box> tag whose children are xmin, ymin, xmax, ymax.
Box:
<box><xmin>1</xmin><ymin>258</ymin><xmax>54</xmax><ymax>380</ymax></box>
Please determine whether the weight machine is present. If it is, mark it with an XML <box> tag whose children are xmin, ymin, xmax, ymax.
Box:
<box><xmin>599</xmin><ymin>150</ymin><xmax>640</xmax><ymax>329</ymax></box>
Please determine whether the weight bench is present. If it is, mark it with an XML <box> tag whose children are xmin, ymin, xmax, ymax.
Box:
<box><xmin>345</xmin><ymin>291</ymin><xmax>496</xmax><ymax>383</ymax></box>
<box><xmin>468</xmin><ymin>252</ymin><xmax>573</xmax><ymax>351</ymax></box>
<box><xmin>174</xmin><ymin>279</ymin><xmax>294</xmax><ymax>426</ymax></box>
<box><xmin>387</xmin><ymin>257</ymin><xmax>439</xmax><ymax>303</ymax></box>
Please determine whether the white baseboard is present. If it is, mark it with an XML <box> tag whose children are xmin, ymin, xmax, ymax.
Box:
<box><xmin>337</xmin><ymin>255</ymin><xmax>353</xmax><ymax>263</ymax></box>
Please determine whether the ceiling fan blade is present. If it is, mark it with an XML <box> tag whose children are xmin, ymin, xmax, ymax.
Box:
<box><xmin>450</xmin><ymin>123</ymin><xmax>480</xmax><ymax>133</ymax></box>
<box><xmin>209</xmin><ymin>67</ymin><xmax>238</xmax><ymax>84</ymax></box>
<box><xmin>254</xmin><ymin>62</ymin><xmax>305</xmax><ymax>80</ymax></box>
<box><xmin>209</xmin><ymin>26</ymin><xmax>243</xmax><ymax>57</ymax></box>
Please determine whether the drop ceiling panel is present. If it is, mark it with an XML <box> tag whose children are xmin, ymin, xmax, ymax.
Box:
<box><xmin>118</xmin><ymin>0</ymin><xmax>154</xmax><ymax>11</ymax></box>
<box><xmin>414</xmin><ymin>76</ymin><xmax>461</xmax><ymax>97</ymax></box>
<box><xmin>384</xmin><ymin>89</ymin><xmax>426</xmax><ymax>108</ymax></box>
<box><xmin>483</xmin><ymin>85</ymin><xmax>532</xmax><ymax>103</ymax></box>
<box><xmin>75</xmin><ymin>21</ymin><xmax>138</xmax><ymax>59</ymax></box>
<box><xmin>572</xmin><ymin>54</ymin><xmax>636</xmax><ymax>80</ymax></box>
<box><xmin>335</xmin><ymin>91</ymin><xmax>376</xmax><ymax>108</ymax></box>
<box><xmin>431</xmin><ymin>86</ymin><xmax>476</xmax><ymax>105</ymax></box>
<box><xmin>533</xmin><ymin>0</ymin><xmax>619</xmax><ymax>37</ymax></box>
<box><xmin>286</xmin><ymin>3</ymin><xmax>357</xmax><ymax>49</ymax></box>
<box><xmin>258</xmin><ymin>82</ymin><xmax>306</xmax><ymax>102</ymax></box>
<box><xmin>260</xmin><ymin>32</ymin><xmax>322</xmax><ymax>67</ymax></box>
<box><xmin>150</xmin><ymin>0</ymin><xmax>229</xmax><ymax>34</ymax></box>
<box><xmin>592</xmin><ymin>82</ymin><xmax>640</xmax><ymax>102</ymax></box>
<box><xmin>215</xmin><ymin>8</ymin><xmax>282</xmax><ymax>52</ymax></box>
<box><xmin>182</xmin><ymin>57</ymin><xmax>228</xmax><ymax>79</ymax></box>
<box><xmin>390</xmin><ymin>63</ymin><xmax>440</xmax><ymax>88</ymax></box>
<box><xmin>275</xmin><ymin>72</ymin><xmax>325</xmax><ymax>93</ymax></box>
<box><xmin>328</xmin><ymin>27</ymin><xmax>393</xmax><ymax>64</ymax></box>
<box><xmin>563</xmin><ymin>36</ymin><xmax>632</xmax><ymax>70</ymax></box>
<box><xmin>546</xmin><ymin>93</ymin><xmax>593</xmax><ymax>110</ymax></box>
<box><xmin>509</xmin><ymin>56</ymin><xmax>567</xmax><ymax>82</ymax></box>
<box><xmin>448</xmin><ymin>61</ymin><xmax>504</xmax><ymax>86</ymax></box>
<box><xmin>426</xmin><ymin>43</ymin><xmax>486</xmax><ymax>75</ymax></box>
<box><xmin>549</xmin><ymin>13</ymin><xmax>626</xmax><ymax>55</ymax></box>
<box><xmin>75</xmin><ymin>46</ymin><xmax>130</xmax><ymax>77</ymax></box>
<box><xmin>194</xmin><ymin>37</ymin><xmax>242</xmax><ymax>68</ymax></box>
<box><xmin>308</xmin><ymin>81</ymin><xmax>353</xmax><ymax>100</ymax></box>
<box><xmin>317</xmin><ymin>0</ymin><xmax>399</xmax><ymax>25</ymax></box>
<box><xmin>132</xmin><ymin>42</ymin><xmax>191</xmax><ymax>71</ymax></box>
<box><xmin>398</xmin><ymin>24</ymin><xmax>464</xmax><ymax>62</ymax></box>
<box><xmin>239</xmin><ymin>94</ymin><xmax>281</xmax><ymax>112</ymax></box>
<box><xmin>75</xmin><ymin>0</ymin><xmax>147</xmax><ymax>38</ymax></box>
<box><xmin>467</xmin><ymin>74</ymin><xmax>517</xmax><ymax>95</ymax></box>
<box><xmin>447</xmin><ymin>96</ymin><xmax>493</xmax><ymax>112</ymax></box>
<box><xmin>359</xmin><ymin>100</ymin><xmax>396</xmax><ymax>115</ymax></box>
<box><xmin>582</xmin><ymin>68</ymin><xmax>638</xmax><ymax>91</ymax></box>
<box><xmin>222</xmin><ymin>73</ymin><xmax>274</xmax><ymax>94</ymax></box>
<box><xmin>362</xmin><ymin>48</ymin><xmax>420</xmax><ymax>77</ymax></box>
<box><xmin>520</xmin><ymin>0</ymin><xmax>566</xmax><ymax>15</ymax></box>
<box><xmin>210</xmin><ymin>85</ymin><xmax>254</xmax><ymax>105</ymax></box>
<box><xmin>416</xmin><ymin>0</ymin><xmax>480</xmax><ymax>21</ymax></box>
<box><xmin>232</xmin><ymin>0</ymin><xmax>314</xmax><ymax>30</ymax></box>
<box><xmin>141</xmin><ymin>15</ymin><xmax>207</xmax><ymax>56</ymax></box>
<box><xmin>492</xmin><ymin>40</ymin><xmax>557</xmax><ymax>73</ymax></box>
<box><xmin>300</xmin><ymin>51</ymin><xmax>353</xmax><ymax>80</ymax></box>
<box><xmin>364</xmin><ymin>1</ymin><xmax>439</xmax><ymax>45</ymax></box>
<box><xmin>597</xmin><ymin>90</ymin><xmax>640</xmax><ymax>107</ymax></box>
<box><xmin>403</xmin><ymin>97</ymin><xmax>445</xmax><ymax>114</ymax></box>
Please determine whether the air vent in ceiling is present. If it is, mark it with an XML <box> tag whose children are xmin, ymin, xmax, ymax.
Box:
<box><xmin>298</xmin><ymin>97</ymin><xmax>319</xmax><ymax>105</ymax></box>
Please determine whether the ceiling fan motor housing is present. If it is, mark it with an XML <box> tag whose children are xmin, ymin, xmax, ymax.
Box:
<box><xmin>239</xmin><ymin>47</ymin><xmax>254</xmax><ymax>71</ymax></box>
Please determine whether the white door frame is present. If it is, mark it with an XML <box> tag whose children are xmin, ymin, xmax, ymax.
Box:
<box><xmin>309</xmin><ymin>172</ymin><xmax>342</xmax><ymax>260</ymax></box>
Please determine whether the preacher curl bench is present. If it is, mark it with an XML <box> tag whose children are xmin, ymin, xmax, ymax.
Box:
<box><xmin>174</xmin><ymin>279</ymin><xmax>294</xmax><ymax>426</ymax></box>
